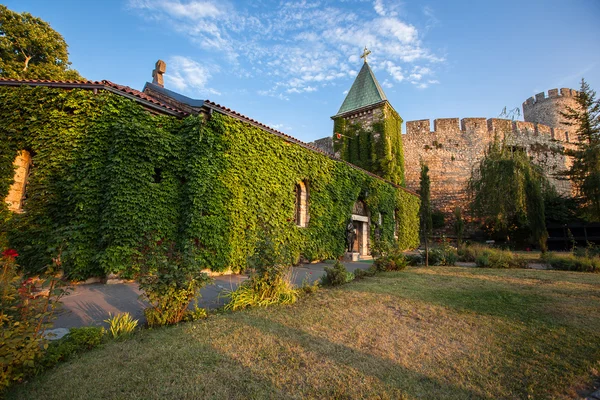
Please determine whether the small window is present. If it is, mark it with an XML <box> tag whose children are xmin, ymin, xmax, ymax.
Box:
<box><xmin>153</xmin><ymin>168</ymin><xmax>163</xmax><ymax>184</ymax></box>
<box><xmin>294</xmin><ymin>181</ymin><xmax>309</xmax><ymax>227</ymax></box>
<box><xmin>565</xmin><ymin>132</ymin><xmax>569</xmax><ymax>142</ymax></box>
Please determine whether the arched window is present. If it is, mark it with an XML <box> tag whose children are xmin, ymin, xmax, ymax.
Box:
<box><xmin>4</xmin><ymin>150</ymin><xmax>32</xmax><ymax>213</ymax></box>
<box><xmin>294</xmin><ymin>181</ymin><xmax>309</xmax><ymax>227</ymax></box>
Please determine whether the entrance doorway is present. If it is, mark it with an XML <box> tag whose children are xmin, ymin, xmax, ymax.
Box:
<box><xmin>351</xmin><ymin>201</ymin><xmax>369</xmax><ymax>256</ymax></box>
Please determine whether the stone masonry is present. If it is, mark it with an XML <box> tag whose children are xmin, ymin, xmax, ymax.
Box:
<box><xmin>5</xmin><ymin>150</ymin><xmax>31</xmax><ymax>212</ymax></box>
<box><xmin>403</xmin><ymin>88</ymin><xmax>580</xmax><ymax>215</ymax></box>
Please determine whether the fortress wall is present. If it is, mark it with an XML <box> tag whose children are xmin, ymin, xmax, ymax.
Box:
<box><xmin>404</xmin><ymin>117</ymin><xmax>571</xmax><ymax>215</ymax></box>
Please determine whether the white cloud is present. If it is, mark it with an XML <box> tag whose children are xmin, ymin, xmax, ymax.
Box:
<box><xmin>374</xmin><ymin>0</ymin><xmax>386</xmax><ymax>16</ymax></box>
<box><xmin>165</xmin><ymin>56</ymin><xmax>220</xmax><ymax>95</ymax></box>
<box><xmin>129</xmin><ymin>0</ymin><xmax>443</xmax><ymax>97</ymax></box>
<box><xmin>382</xmin><ymin>79</ymin><xmax>393</xmax><ymax>88</ymax></box>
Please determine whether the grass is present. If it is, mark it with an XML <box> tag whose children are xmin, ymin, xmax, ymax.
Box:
<box><xmin>8</xmin><ymin>267</ymin><xmax>600</xmax><ymax>399</ymax></box>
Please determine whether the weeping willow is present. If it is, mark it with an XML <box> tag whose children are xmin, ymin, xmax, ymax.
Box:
<box><xmin>468</xmin><ymin>138</ymin><xmax>549</xmax><ymax>251</ymax></box>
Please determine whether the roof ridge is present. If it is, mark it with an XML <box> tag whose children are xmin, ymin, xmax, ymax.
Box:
<box><xmin>0</xmin><ymin>78</ymin><xmax>188</xmax><ymax>116</ymax></box>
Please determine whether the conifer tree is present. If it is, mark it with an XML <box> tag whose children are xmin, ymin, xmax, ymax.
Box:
<box><xmin>419</xmin><ymin>162</ymin><xmax>432</xmax><ymax>266</ymax></box>
<box><xmin>560</xmin><ymin>78</ymin><xmax>600</xmax><ymax>222</ymax></box>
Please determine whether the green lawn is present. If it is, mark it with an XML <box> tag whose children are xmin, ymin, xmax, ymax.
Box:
<box><xmin>8</xmin><ymin>267</ymin><xmax>600</xmax><ymax>399</ymax></box>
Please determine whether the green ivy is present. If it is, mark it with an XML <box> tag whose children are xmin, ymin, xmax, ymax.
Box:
<box><xmin>332</xmin><ymin>103</ymin><xmax>405</xmax><ymax>186</ymax></box>
<box><xmin>0</xmin><ymin>86</ymin><xmax>419</xmax><ymax>279</ymax></box>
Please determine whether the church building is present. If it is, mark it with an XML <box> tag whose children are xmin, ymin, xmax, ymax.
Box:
<box><xmin>0</xmin><ymin>54</ymin><xmax>419</xmax><ymax>279</ymax></box>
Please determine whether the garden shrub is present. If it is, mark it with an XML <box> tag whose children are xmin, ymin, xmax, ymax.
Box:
<box><xmin>431</xmin><ymin>209</ymin><xmax>445</xmax><ymax>229</ymax></box>
<box><xmin>40</xmin><ymin>326</ymin><xmax>105</xmax><ymax>371</ymax></box>
<box><xmin>471</xmin><ymin>247</ymin><xmax>526</xmax><ymax>269</ymax></box>
<box><xmin>321</xmin><ymin>261</ymin><xmax>354</xmax><ymax>286</ymax></box>
<box><xmin>427</xmin><ymin>247</ymin><xmax>458</xmax><ymax>266</ymax></box>
<box><xmin>104</xmin><ymin>313</ymin><xmax>138</xmax><ymax>340</ymax></box>
<box><xmin>0</xmin><ymin>249</ymin><xmax>66</xmax><ymax>391</ymax></box>
<box><xmin>353</xmin><ymin>265</ymin><xmax>378</xmax><ymax>279</ymax></box>
<box><xmin>183</xmin><ymin>306</ymin><xmax>208</xmax><ymax>322</ymax></box>
<box><xmin>224</xmin><ymin>230</ymin><xmax>300</xmax><ymax>311</ymax></box>
<box><xmin>405</xmin><ymin>253</ymin><xmax>423</xmax><ymax>266</ymax></box>
<box><xmin>134</xmin><ymin>237</ymin><xmax>212</xmax><ymax>327</ymax></box>
<box><xmin>542</xmin><ymin>253</ymin><xmax>599</xmax><ymax>273</ymax></box>
<box><xmin>224</xmin><ymin>272</ymin><xmax>299</xmax><ymax>310</ymax></box>
<box><xmin>374</xmin><ymin>253</ymin><xmax>408</xmax><ymax>271</ymax></box>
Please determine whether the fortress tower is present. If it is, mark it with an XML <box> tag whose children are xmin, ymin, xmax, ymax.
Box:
<box><xmin>523</xmin><ymin>88</ymin><xmax>580</xmax><ymax>143</ymax></box>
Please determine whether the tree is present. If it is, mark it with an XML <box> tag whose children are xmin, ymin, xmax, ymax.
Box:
<box><xmin>453</xmin><ymin>207</ymin><xmax>464</xmax><ymax>248</ymax></box>
<box><xmin>468</xmin><ymin>138</ymin><xmax>549</xmax><ymax>251</ymax></box>
<box><xmin>560</xmin><ymin>79</ymin><xmax>600</xmax><ymax>222</ymax></box>
<box><xmin>0</xmin><ymin>5</ymin><xmax>82</xmax><ymax>80</ymax></box>
<box><xmin>419</xmin><ymin>161</ymin><xmax>432</xmax><ymax>266</ymax></box>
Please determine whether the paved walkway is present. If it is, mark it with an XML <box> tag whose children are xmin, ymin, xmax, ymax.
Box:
<box><xmin>53</xmin><ymin>261</ymin><xmax>374</xmax><ymax>329</ymax></box>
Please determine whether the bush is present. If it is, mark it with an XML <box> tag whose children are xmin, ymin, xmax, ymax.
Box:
<box><xmin>40</xmin><ymin>327</ymin><xmax>105</xmax><ymax>370</ymax></box>
<box><xmin>68</xmin><ymin>326</ymin><xmax>105</xmax><ymax>349</ymax></box>
<box><xmin>104</xmin><ymin>313</ymin><xmax>138</xmax><ymax>340</ymax></box>
<box><xmin>224</xmin><ymin>270</ymin><xmax>299</xmax><ymax>310</ymax></box>
<box><xmin>321</xmin><ymin>261</ymin><xmax>354</xmax><ymax>286</ymax></box>
<box><xmin>353</xmin><ymin>265</ymin><xmax>378</xmax><ymax>279</ymax></box>
<box><xmin>183</xmin><ymin>306</ymin><xmax>208</xmax><ymax>322</ymax></box>
<box><xmin>0</xmin><ymin>250</ymin><xmax>67</xmax><ymax>391</ymax></box>
<box><xmin>405</xmin><ymin>253</ymin><xmax>423</xmax><ymax>266</ymax></box>
<box><xmin>470</xmin><ymin>247</ymin><xmax>526</xmax><ymax>269</ymax></box>
<box><xmin>134</xmin><ymin>237</ymin><xmax>212</xmax><ymax>327</ymax></box>
<box><xmin>374</xmin><ymin>253</ymin><xmax>408</xmax><ymax>271</ymax></box>
<box><xmin>431</xmin><ymin>209</ymin><xmax>445</xmax><ymax>229</ymax></box>
<box><xmin>542</xmin><ymin>253</ymin><xmax>599</xmax><ymax>273</ymax></box>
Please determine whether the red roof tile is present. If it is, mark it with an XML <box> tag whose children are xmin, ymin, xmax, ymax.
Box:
<box><xmin>0</xmin><ymin>78</ymin><xmax>188</xmax><ymax>116</ymax></box>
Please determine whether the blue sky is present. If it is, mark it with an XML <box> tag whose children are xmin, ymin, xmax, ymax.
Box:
<box><xmin>5</xmin><ymin>0</ymin><xmax>600</xmax><ymax>142</ymax></box>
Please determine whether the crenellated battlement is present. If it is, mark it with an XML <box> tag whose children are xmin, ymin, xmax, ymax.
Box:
<box><xmin>405</xmin><ymin>117</ymin><xmax>567</xmax><ymax>141</ymax></box>
<box><xmin>522</xmin><ymin>88</ymin><xmax>578</xmax><ymax>110</ymax></box>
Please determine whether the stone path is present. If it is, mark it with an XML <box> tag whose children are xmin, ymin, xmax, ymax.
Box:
<box><xmin>52</xmin><ymin>261</ymin><xmax>374</xmax><ymax>330</ymax></box>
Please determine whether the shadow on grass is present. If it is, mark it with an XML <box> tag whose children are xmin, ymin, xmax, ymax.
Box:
<box><xmin>345</xmin><ymin>272</ymin><xmax>555</xmax><ymax>325</ymax></box>
<box><xmin>238</xmin><ymin>314</ymin><xmax>488</xmax><ymax>399</ymax></box>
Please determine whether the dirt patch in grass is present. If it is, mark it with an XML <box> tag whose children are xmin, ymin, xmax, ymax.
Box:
<box><xmin>7</xmin><ymin>267</ymin><xmax>600</xmax><ymax>399</ymax></box>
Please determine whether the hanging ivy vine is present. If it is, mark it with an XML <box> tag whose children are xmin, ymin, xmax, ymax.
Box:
<box><xmin>0</xmin><ymin>86</ymin><xmax>419</xmax><ymax>279</ymax></box>
<box><xmin>332</xmin><ymin>103</ymin><xmax>405</xmax><ymax>186</ymax></box>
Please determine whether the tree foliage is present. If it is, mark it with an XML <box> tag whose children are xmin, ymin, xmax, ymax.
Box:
<box><xmin>468</xmin><ymin>138</ymin><xmax>549</xmax><ymax>250</ymax></box>
<box><xmin>0</xmin><ymin>5</ymin><xmax>82</xmax><ymax>80</ymax></box>
<box><xmin>560</xmin><ymin>78</ymin><xmax>600</xmax><ymax>222</ymax></box>
<box><xmin>419</xmin><ymin>161</ymin><xmax>432</xmax><ymax>266</ymax></box>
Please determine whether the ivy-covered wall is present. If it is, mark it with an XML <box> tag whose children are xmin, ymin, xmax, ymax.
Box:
<box><xmin>332</xmin><ymin>103</ymin><xmax>405</xmax><ymax>186</ymax></box>
<box><xmin>0</xmin><ymin>86</ymin><xmax>419</xmax><ymax>279</ymax></box>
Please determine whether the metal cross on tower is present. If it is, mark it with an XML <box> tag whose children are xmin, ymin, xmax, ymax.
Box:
<box><xmin>360</xmin><ymin>47</ymin><xmax>371</xmax><ymax>63</ymax></box>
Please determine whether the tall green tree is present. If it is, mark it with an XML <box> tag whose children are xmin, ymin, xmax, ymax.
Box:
<box><xmin>561</xmin><ymin>78</ymin><xmax>600</xmax><ymax>222</ymax></box>
<box><xmin>419</xmin><ymin>161</ymin><xmax>432</xmax><ymax>266</ymax></box>
<box><xmin>0</xmin><ymin>5</ymin><xmax>82</xmax><ymax>80</ymax></box>
<box><xmin>468</xmin><ymin>139</ymin><xmax>549</xmax><ymax>251</ymax></box>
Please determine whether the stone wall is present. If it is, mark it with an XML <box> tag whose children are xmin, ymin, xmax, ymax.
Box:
<box><xmin>403</xmin><ymin>117</ymin><xmax>574</xmax><ymax>215</ymax></box>
<box><xmin>4</xmin><ymin>150</ymin><xmax>32</xmax><ymax>212</ymax></box>
<box><xmin>309</xmin><ymin>137</ymin><xmax>334</xmax><ymax>154</ymax></box>
<box><xmin>340</xmin><ymin>105</ymin><xmax>384</xmax><ymax>130</ymax></box>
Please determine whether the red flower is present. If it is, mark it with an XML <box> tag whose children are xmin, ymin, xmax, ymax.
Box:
<box><xmin>2</xmin><ymin>249</ymin><xmax>18</xmax><ymax>259</ymax></box>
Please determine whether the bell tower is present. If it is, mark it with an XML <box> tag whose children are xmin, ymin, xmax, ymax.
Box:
<box><xmin>331</xmin><ymin>48</ymin><xmax>405</xmax><ymax>186</ymax></box>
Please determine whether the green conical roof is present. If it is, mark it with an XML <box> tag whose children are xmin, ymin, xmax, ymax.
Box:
<box><xmin>334</xmin><ymin>62</ymin><xmax>387</xmax><ymax>117</ymax></box>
